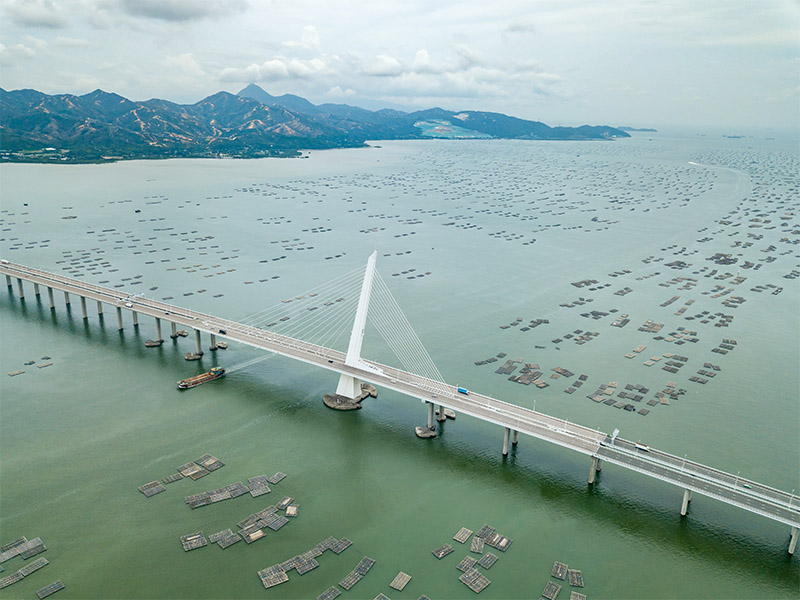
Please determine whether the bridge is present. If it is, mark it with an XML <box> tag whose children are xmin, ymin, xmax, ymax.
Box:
<box><xmin>2</xmin><ymin>255</ymin><xmax>799</xmax><ymax>555</ymax></box>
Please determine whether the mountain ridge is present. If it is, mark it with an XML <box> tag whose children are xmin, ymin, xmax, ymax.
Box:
<box><xmin>0</xmin><ymin>84</ymin><xmax>629</xmax><ymax>162</ymax></box>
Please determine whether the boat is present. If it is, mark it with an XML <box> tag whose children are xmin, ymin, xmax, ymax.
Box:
<box><xmin>177</xmin><ymin>367</ymin><xmax>225</xmax><ymax>389</ymax></box>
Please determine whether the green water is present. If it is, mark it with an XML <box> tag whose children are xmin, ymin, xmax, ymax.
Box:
<box><xmin>1</xmin><ymin>136</ymin><xmax>798</xmax><ymax>599</ymax></box>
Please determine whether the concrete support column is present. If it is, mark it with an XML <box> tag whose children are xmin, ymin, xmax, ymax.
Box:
<box><xmin>194</xmin><ymin>329</ymin><xmax>203</xmax><ymax>355</ymax></box>
<box><xmin>96</xmin><ymin>300</ymin><xmax>103</xmax><ymax>315</ymax></box>
<box><xmin>63</xmin><ymin>291</ymin><xmax>70</xmax><ymax>305</ymax></box>
<box><xmin>595</xmin><ymin>459</ymin><xmax>602</xmax><ymax>471</ymax></box>
<box><xmin>80</xmin><ymin>296</ymin><xmax>87</xmax><ymax>319</ymax></box>
<box><xmin>155</xmin><ymin>318</ymin><xmax>162</xmax><ymax>342</ymax></box>
<box><xmin>33</xmin><ymin>282</ymin><xmax>40</xmax><ymax>296</ymax></box>
<box><xmin>436</xmin><ymin>404</ymin><xmax>446</xmax><ymax>422</ymax></box>
<box><xmin>16</xmin><ymin>278</ymin><xmax>24</xmax><ymax>298</ymax></box>
<box><xmin>210</xmin><ymin>333</ymin><xmax>217</xmax><ymax>350</ymax></box>
<box><xmin>132</xmin><ymin>311</ymin><xmax>138</xmax><ymax>326</ymax></box>
<box><xmin>789</xmin><ymin>527</ymin><xmax>799</xmax><ymax>555</ymax></box>
<box><xmin>427</xmin><ymin>401</ymin><xmax>435</xmax><ymax>429</ymax></box>
<box><xmin>502</xmin><ymin>427</ymin><xmax>511</xmax><ymax>456</ymax></box>
<box><xmin>4</xmin><ymin>274</ymin><xmax>11</xmax><ymax>287</ymax></box>
<box><xmin>116</xmin><ymin>306</ymin><xmax>123</xmax><ymax>330</ymax></box>
<box><xmin>512</xmin><ymin>430</ymin><xmax>519</xmax><ymax>445</ymax></box>
<box><xmin>680</xmin><ymin>489</ymin><xmax>693</xmax><ymax>516</ymax></box>
<box><xmin>588</xmin><ymin>456</ymin><xmax>601</xmax><ymax>484</ymax></box>
<box><xmin>47</xmin><ymin>287</ymin><xmax>54</xmax><ymax>308</ymax></box>
<box><xmin>170</xmin><ymin>322</ymin><xmax>177</xmax><ymax>338</ymax></box>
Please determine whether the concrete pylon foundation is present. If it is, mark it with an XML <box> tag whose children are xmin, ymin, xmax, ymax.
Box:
<box><xmin>63</xmin><ymin>291</ymin><xmax>70</xmax><ymax>304</ymax></box>
<box><xmin>194</xmin><ymin>329</ymin><xmax>203</xmax><ymax>355</ymax></box>
<box><xmin>588</xmin><ymin>456</ymin><xmax>601</xmax><ymax>484</ymax></box>
<box><xmin>47</xmin><ymin>287</ymin><xmax>54</xmax><ymax>308</ymax></box>
<box><xmin>33</xmin><ymin>282</ymin><xmax>40</xmax><ymax>296</ymax></box>
<box><xmin>680</xmin><ymin>489</ymin><xmax>693</xmax><ymax>516</ymax></box>
<box><xmin>80</xmin><ymin>296</ymin><xmax>88</xmax><ymax>319</ymax></box>
<box><xmin>97</xmin><ymin>300</ymin><xmax>103</xmax><ymax>315</ymax></box>
<box><xmin>4</xmin><ymin>274</ymin><xmax>10</xmax><ymax>287</ymax></box>
<box><xmin>16</xmin><ymin>278</ymin><xmax>24</xmax><ymax>298</ymax></box>
<box><xmin>116</xmin><ymin>307</ymin><xmax>123</xmax><ymax>330</ymax></box>
<box><xmin>210</xmin><ymin>333</ymin><xmax>217</xmax><ymax>350</ymax></box>
<box><xmin>155</xmin><ymin>318</ymin><xmax>162</xmax><ymax>342</ymax></box>
<box><xmin>132</xmin><ymin>311</ymin><xmax>138</xmax><ymax>326</ymax></box>
<box><xmin>512</xmin><ymin>430</ymin><xmax>519</xmax><ymax>445</ymax></box>
<box><xmin>170</xmin><ymin>322</ymin><xmax>177</xmax><ymax>338</ymax></box>
<box><xmin>789</xmin><ymin>527</ymin><xmax>798</xmax><ymax>555</ymax></box>
<box><xmin>502</xmin><ymin>427</ymin><xmax>511</xmax><ymax>456</ymax></box>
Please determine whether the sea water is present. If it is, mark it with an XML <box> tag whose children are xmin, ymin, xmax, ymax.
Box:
<box><xmin>1</xmin><ymin>135</ymin><xmax>798</xmax><ymax>599</ymax></box>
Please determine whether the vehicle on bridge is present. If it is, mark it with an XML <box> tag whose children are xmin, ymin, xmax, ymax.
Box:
<box><xmin>634</xmin><ymin>442</ymin><xmax>650</xmax><ymax>452</ymax></box>
<box><xmin>457</xmin><ymin>387</ymin><xmax>469</xmax><ymax>395</ymax></box>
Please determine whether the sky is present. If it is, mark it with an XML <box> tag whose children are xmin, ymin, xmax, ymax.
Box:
<box><xmin>0</xmin><ymin>0</ymin><xmax>798</xmax><ymax>131</ymax></box>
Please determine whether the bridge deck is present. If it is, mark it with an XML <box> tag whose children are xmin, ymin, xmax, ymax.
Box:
<box><xmin>2</xmin><ymin>260</ymin><xmax>798</xmax><ymax>531</ymax></box>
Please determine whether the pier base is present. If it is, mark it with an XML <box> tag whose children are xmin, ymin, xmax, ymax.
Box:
<box><xmin>63</xmin><ymin>291</ymin><xmax>70</xmax><ymax>305</ymax></box>
<box><xmin>47</xmin><ymin>287</ymin><xmax>54</xmax><ymax>309</ymax></box>
<box><xmin>789</xmin><ymin>527</ymin><xmax>798</xmax><ymax>555</ymax></box>
<box><xmin>502</xmin><ymin>427</ymin><xmax>511</xmax><ymax>456</ymax></box>
<box><xmin>323</xmin><ymin>382</ymin><xmax>376</xmax><ymax>410</ymax></box>
<box><xmin>155</xmin><ymin>318</ymin><xmax>163</xmax><ymax>342</ymax></box>
<box><xmin>132</xmin><ymin>311</ymin><xmax>138</xmax><ymax>326</ymax></box>
<box><xmin>435</xmin><ymin>407</ymin><xmax>456</xmax><ymax>420</ymax></box>
<box><xmin>436</xmin><ymin>403</ymin><xmax>446</xmax><ymax>422</ymax></box>
<box><xmin>116</xmin><ymin>307</ymin><xmax>123</xmax><ymax>330</ymax></box>
<box><xmin>170</xmin><ymin>321</ymin><xmax>178</xmax><ymax>338</ymax></box>
<box><xmin>33</xmin><ymin>282</ymin><xmax>40</xmax><ymax>297</ymax></box>
<box><xmin>96</xmin><ymin>300</ymin><xmax>103</xmax><ymax>315</ymax></box>
<box><xmin>427</xmin><ymin>402</ymin><xmax>435</xmax><ymax>428</ymax></box>
<box><xmin>4</xmin><ymin>274</ymin><xmax>10</xmax><ymax>287</ymax></box>
<box><xmin>80</xmin><ymin>296</ymin><xmax>87</xmax><ymax>319</ymax></box>
<box><xmin>194</xmin><ymin>329</ymin><xmax>203</xmax><ymax>355</ymax></box>
<box><xmin>588</xmin><ymin>456</ymin><xmax>601</xmax><ymax>484</ymax></box>
<box><xmin>16</xmin><ymin>278</ymin><xmax>24</xmax><ymax>298</ymax></box>
<box><xmin>512</xmin><ymin>430</ymin><xmax>519</xmax><ymax>445</ymax></box>
<box><xmin>210</xmin><ymin>333</ymin><xmax>217</xmax><ymax>350</ymax></box>
<box><xmin>680</xmin><ymin>489</ymin><xmax>693</xmax><ymax>516</ymax></box>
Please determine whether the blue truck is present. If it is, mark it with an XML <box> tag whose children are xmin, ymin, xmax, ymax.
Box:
<box><xmin>457</xmin><ymin>387</ymin><xmax>469</xmax><ymax>395</ymax></box>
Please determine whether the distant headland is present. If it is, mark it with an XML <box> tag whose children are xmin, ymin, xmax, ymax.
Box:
<box><xmin>0</xmin><ymin>84</ymin><xmax>629</xmax><ymax>163</ymax></box>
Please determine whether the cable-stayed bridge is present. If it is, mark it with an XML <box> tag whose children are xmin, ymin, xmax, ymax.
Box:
<box><xmin>2</xmin><ymin>255</ymin><xmax>798</xmax><ymax>555</ymax></box>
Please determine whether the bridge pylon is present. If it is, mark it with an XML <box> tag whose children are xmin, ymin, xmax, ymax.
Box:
<box><xmin>324</xmin><ymin>251</ymin><xmax>380</xmax><ymax>410</ymax></box>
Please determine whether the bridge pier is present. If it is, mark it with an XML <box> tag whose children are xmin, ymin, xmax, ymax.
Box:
<box><xmin>16</xmin><ymin>278</ymin><xmax>24</xmax><ymax>298</ymax></box>
<box><xmin>96</xmin><ymin>300</ymin><xmax>103</xmax><ymax>315</ymax></box>
<box><xmin>502</xmin><ymin>427</ymin><xmax>511</xmax><ymax>456</ymax></box>
<box><xmin>155</xmin><ymin>318</ymin><xmax>163</xmax><ymax>342</ymax></box>
<box><xmin>789</xmin><ymin>527</ymin><xmax>798</xmax><ymax>555</ymax></box>
<box><xmin>588</xmin><ymin>456</ymin><xmax>602</xmax><ymax>484</ymax></box>
<box><xmin>132</xmin><ymin>311</ymin><xmax>138</xmax><ymax>326</ymax></box>
<box><xmin>680</xmin><ymin>489</ymin><xmax>693</xmax><ymax>516</ymax></box>
<box><xmin>4</xmin><ymin>274</ymin><xmax>10</xmax><ymax>287</ymax></box>
<box><xmin>170</xmin><ymin>321</ymin><xmax>177</xmax><ymax>338</ymax></box>
<box><xmin>210</xmin><ymin>333</ymin><xmax>217</xmax><ymax>350</ymax></box>
<box><xmin>80</xmin><ymin>296</ymin><xmax>87</xmax><ymax>319</ymax></box>
<box><xmin>194</xmin><ymin>329</ymin><xmax>203</xmax><ymax>355</ymax></box>
<box><xmin>116</xmin><ymin>307</ymin><xmax>123</xmax><ymax>330</ymax></box>
<box><xmin>63</xmin><ymin>291</ymin><xmax>70</xmax><ymax>305</ymax></box>
<box><xmin>436</xmin><ymin>403</ymin><xmax>446</xmax><ymax>422</ymax></box>
<box><xmin>47</xmin><ymin>287</ymin><xmax>54</xmax><ymax>309</ymax></box>
<box><xmin>33</xmin><ymin>282</ymin><xmax>40</xmax><ymax>297</ymax></box>
<box><xmin>512</xmin><ymin>430</ymin><xmax>519</xmax><ymax>445</ymax></box>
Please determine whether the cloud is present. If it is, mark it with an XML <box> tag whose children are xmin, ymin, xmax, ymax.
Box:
<box><xmin>326</xmin><ymin>85</ymin><xmax>355</xmax><ymax>98</ymax></box>
<box><xmin>505</xmin><ymin>20</ymin><xmax>536</xmax><ymax>35</ymax></box>
<box><xmin>220</xmin><ymin>56</ymin><xmax>329</xmax><ymax>82</ymax></box>
<box><xmin>3</xmin><ymin>0</ymin><xmax>69</xmax><ymax>28</ymax></box>
<box><xmin>54</xmin><ymin>36</ymin><xmax>90</xmax><ymax>47</ymax></box>
<box><xmin>116</xmin><ymin>0</ymin><xmax>249</xmax><ymax>22</ymax></box>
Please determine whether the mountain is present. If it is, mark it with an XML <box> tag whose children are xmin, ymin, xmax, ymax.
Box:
<box><xmin>0</xmin><ymin>85</ymin><xmax>629</xmax><ymax>163</ymax></box>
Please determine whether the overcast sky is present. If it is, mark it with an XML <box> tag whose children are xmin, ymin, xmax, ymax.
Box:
<box><xmin>1</xmin><ymin>0</ymin><xmax>797</xmax><ymax>130</ymax></box>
